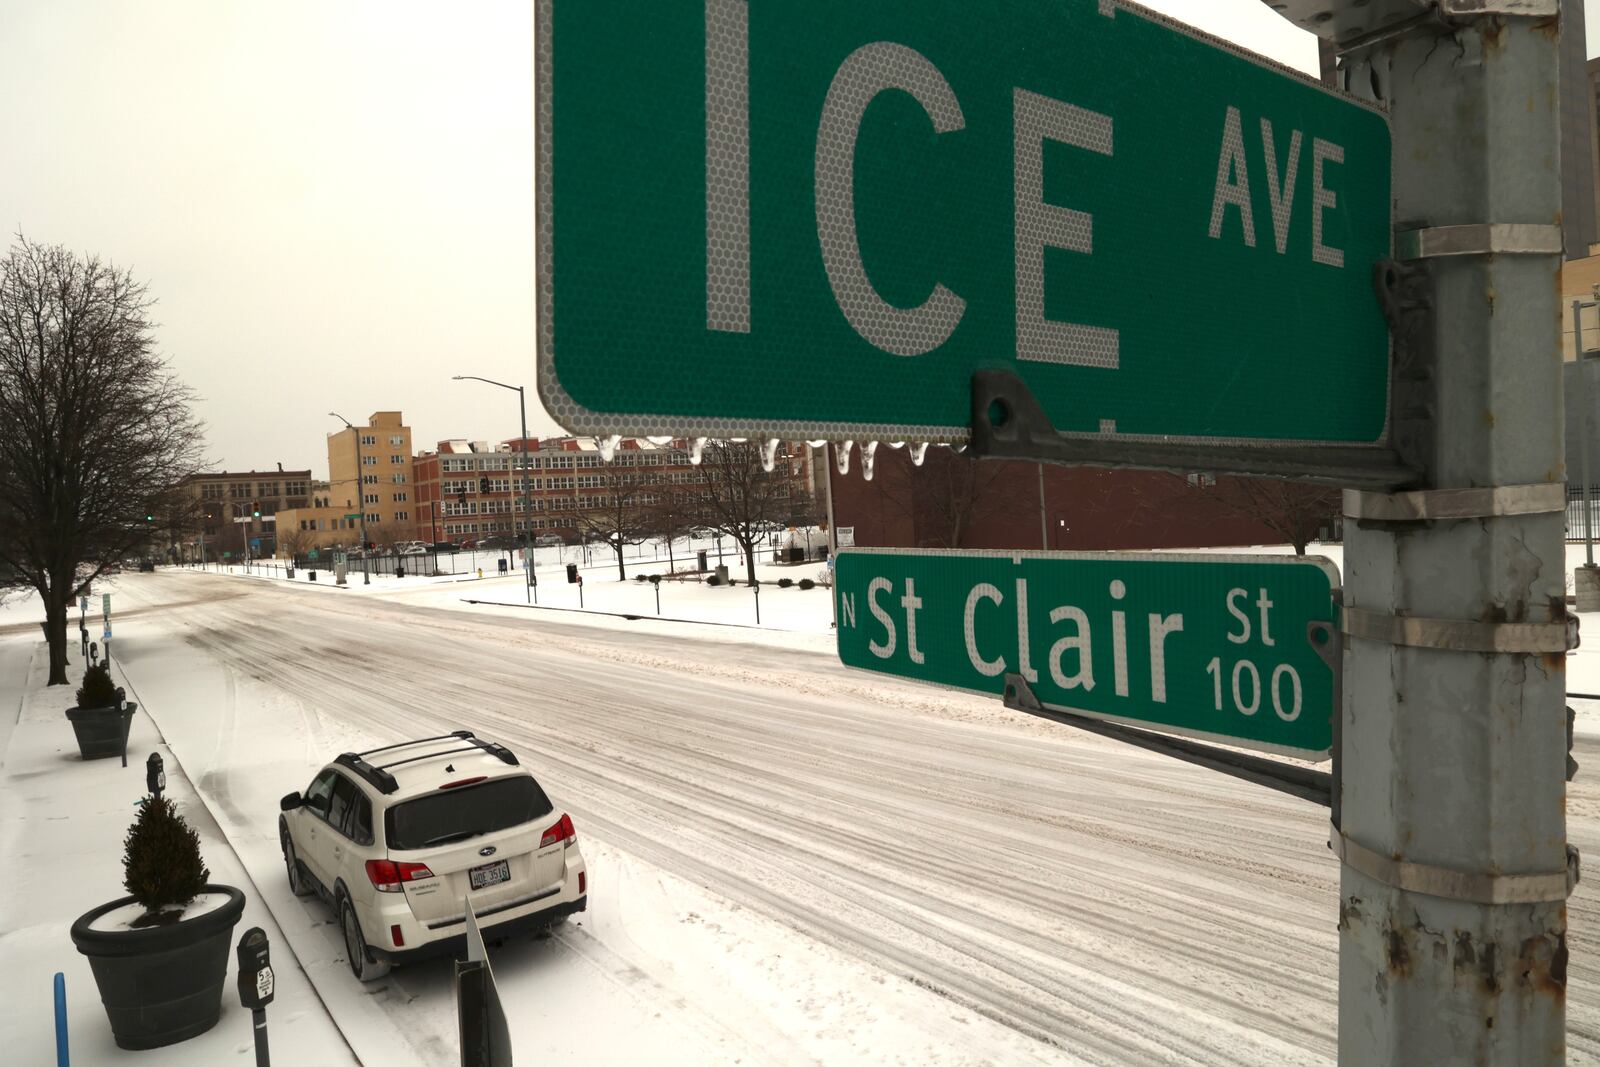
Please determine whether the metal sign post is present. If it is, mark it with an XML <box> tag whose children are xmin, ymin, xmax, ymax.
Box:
<box><xmin>1274</xmin><ymin>3</ymin><xmax>1574</xmax><ymax>1063</ymax></box>
<box><xmin>537</xmin><ymin>0</ymin><xmax>1397</xmax><ymax>480</ymax></box>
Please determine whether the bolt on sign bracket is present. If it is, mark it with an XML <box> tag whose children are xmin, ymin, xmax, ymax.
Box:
<box><xmin>968</xmin><ymin>370</ymin><xmax>1420</xmax><ymax>489</ymax></box>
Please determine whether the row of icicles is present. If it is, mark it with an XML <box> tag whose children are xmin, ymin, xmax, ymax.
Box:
<box><xmin>594</xmin><ymin>435</ymin><xmax>965</xmax><ymax>480</ymax></box>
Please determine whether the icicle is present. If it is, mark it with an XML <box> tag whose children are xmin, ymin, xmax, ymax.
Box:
<box><xmin>806</xmin><ymin>439</ymin><xmax>827</xmax><ymax>449</ymax></box>
<box><xmin>598</xmin><ymin>435</ymin><xmax>622</xmax><ymax>462</ymax></box>
<box><xmin>910</xmin><ymin>442</ymin><xmax>929</xmax><ymax>466</ymax></box>
<box><xmin>835</xmin><ymin>440</ymin><xmax>854</xmax><ymax>476</ymax></box>
<box><xmin>760</xmin><ymin>439</ymin><xmax>779</xmax><ymax>472</ymax></box>
<box><xmin>951</xmin><ymin>441</ymin><xmax>968</xmax><ymax>453</ymax></box>
<box><xmin>689</xmin><ymin>437</ymin><xmax>707</xmax><ymax>465</ymax></box>
<box><xmin>645</xmin><ymin>435</ymin><xmax>675</xmax><ymax>446</ymax></box>
<box><xmin>887</xmin><ymin>441</ymin><xmax>905</xmax><ymax>449</ymax></box>
<box><xmin>861</xmin><ymin>441</ymin><xmax>879</xmax><ymax>481</ymax></box>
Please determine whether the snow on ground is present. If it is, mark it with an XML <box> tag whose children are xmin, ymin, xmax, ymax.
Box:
<box><xmin>12</xmin><ymin>541</ymin><xmax>1600</xmax><ymax>1064</ymax></box>
<box><xmin>0</xmin><ymin>642</ymin><xmax>357</xmax><ymax>1066</ymax></box>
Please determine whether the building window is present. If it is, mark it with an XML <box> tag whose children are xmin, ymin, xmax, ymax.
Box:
<box><xmin>547</xmin><ymin>476</ymin><xmax>574</xmax><ymax>490</ymax></box>
<box><xmin>364</xmin><ymin>493</ymin><xmax>379</xmax><ymax>505</ymax></box>
<box><xmin>390</xmin><ymin>455</ymin><xmax>403</xmax><ymax>464</ymax></box>
<box><xmin>362</xmin><ymin>455</ymin><xmax>376</xmax><ymax>466</ymax></box>
<box><xmin>367</xmin><ymin>512</ymin><xmax>381</xmax><ymax>523</ymax></box>
<box><xmin>363</xmin><ymin>474</ymin><xmax>378</xmax><ymax>485</ymax></box>
<box><xmin>395</xmin><ymin>510</ymin><xmax>409</xmax><ymax>521</ymax></box>
<box><xmin>392</xmin><ymin>492</ymin><xmax>408</xmax><ymax>502</ymax></box>
<box><xmin>576</xmin><ymin>454</ymin><xmax>601</xmax><ymax>468</ymax></box>
<box><xmin>201</xmin><ymin>483</ymin><xmax>224</xmax><ymax>499</ymax></box>
<box><xmin>285</xmin><ymin>480</ymin><xmax>307</xmax><ymax>496</ymax></box>
<box><xmin>391</xmin><ymin>473</ymin><xmax>407</xmax><ymax>484</ymax></box>
<box><xmin>576</xmin><ymin>474</ymin><xmax>603</xmax><ymax>489</ymax></box>
<box><xmin>389</xmin><ymin>435</ymin><xmax>404</xmax><ymax>446</ymax></box>
<box><xmin>360</xmin><ymin>434</ymin><xmax>376</xmax><ymax>446</ymax></box>
<box><xmin>230</xmin><ymin>483</ymin><xmax>251</xmax><ymax>498</ymax></box>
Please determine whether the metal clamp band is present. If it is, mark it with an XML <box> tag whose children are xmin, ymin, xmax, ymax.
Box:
<box><xmin>1343</xmin><ymin>606</ymin><xmax>1578</xmax><ymax>653</ymax></box>
<box><xmin>1440</xmin><ymin>0</ymin><xmax>1559</xmax><ymax>16</ymax></box>
<box><xmin>1331</xmin><ymin>825</ymin><xmax>1577</xmax><ymax>905</ymax></box>
<box><xmin>1344</xmin><ymin>482</ymin><xmax>1566</xmax><ymax>522</ymax></box>
<box><xmin>1396</xmin><ymin>224</ymin><xmax>1563</xmax><ymax>261</ymax></box>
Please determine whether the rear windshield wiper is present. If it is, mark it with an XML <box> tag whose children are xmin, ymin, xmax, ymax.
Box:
<box><xmin>418</xmin><ymin>830</ymin><xmax>479</xmax><ymax>847</ymax></box>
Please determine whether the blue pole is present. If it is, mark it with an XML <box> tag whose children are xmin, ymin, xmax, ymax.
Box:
<box><xmin>54</xmin><ymin>971</ymin><xmax>69</xmax><ymax>1066</ymax></box>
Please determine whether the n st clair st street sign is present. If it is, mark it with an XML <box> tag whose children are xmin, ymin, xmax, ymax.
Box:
<box><xmin>834</xmin><ymin>549</ymin><xmax>1340</xmax><ymax>758</ymax></box>
<box><xmin>536</xmin><ymin>0</ymin><xmax>1392</xmax><ymax>449</ymax></box>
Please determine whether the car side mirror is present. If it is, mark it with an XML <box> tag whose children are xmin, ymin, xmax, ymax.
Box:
<box><xmin>279</xmin><ymin>792</ymin><xmax>302</xmax><ymax>812</ymax></box>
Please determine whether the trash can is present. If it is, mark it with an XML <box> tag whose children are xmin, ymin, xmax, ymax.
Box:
<box><xmin>286</xmin><ymin>566</ymin><xmax>295</xmax><ymax>580</ymax></box>
<box><xmin>308</xmin><ymin>570</ymin><xmax>317</xmax><ymax>581</ymax></box>
<box><xmin>566</xmin><ymin>563</ymin><xmax>580</xmax><ymax>584</ymax></box>
<box><xmin>714</xmin><ymin>564</ymin><xmax>729</xmax><ymax>584</ymax></box>
<box><xmin>498</xmin><ymin>559</ymin><xmax>508</xmax><ymax>574</ymax></box>
<box><xmin>697</xmin><ymin>550</ymin><xmax>708</xmax><ymax>572</ymax></box>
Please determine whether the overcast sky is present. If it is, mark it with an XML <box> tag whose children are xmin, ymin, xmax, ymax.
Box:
<box><xmin>0</xmin><ymin>2</ymin><xmax>1591</xmax><ymax>475</ymax></box>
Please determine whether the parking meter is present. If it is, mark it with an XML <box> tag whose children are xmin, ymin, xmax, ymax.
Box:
<box><xmin>236</xmin><ymin>927</ymin><xmax>273</xmax><ymax>1066</ymax></box>
<box><xmin>146</xmin><ymin>753</ymin><xmax>165</xmax><ymax>800</ymax></box>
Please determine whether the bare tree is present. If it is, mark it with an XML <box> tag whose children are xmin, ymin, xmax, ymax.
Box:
<box><xmin>0</xmin><ymin>238</ymin><xmax>205</xmax><ymax>684</ymax></box>
<box><xmin>575</xmin><ymin>465</ymin><xmax>659</xmax><ymax>580</ymax></box>
<box><xmin>649</xmin><ymin>480</ymin><xmax>703</xmax><ymax>574</ymax></box>
<box><xmin>879</xmin><ymin>447</ymin><xmax>1030</xmax><ymax>549</ymax></box>
<box><xmin>277</xmin><ymin>523</ymin><xmax>316</xmax><ymax>561</ymax></box>
<box><xmin>1190</xmin><ymin>476</ymin><xmax>1339</xmax><ymax>555</ymax></box>
<box><xmin>697</xmin><ymin>440</ymin><xmax>797</xmax><ymax>585</ymax></box>
<box><xmin>1112</xmin><ymin>473</ymin><xmax>1339</xmax><ymax>555</ymax></box>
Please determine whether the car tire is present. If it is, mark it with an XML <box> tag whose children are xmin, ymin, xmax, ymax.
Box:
<box><xmin>281</xmin><ymin>825</ymin><xmax>311</xmax><ymax>897</ymax></box>
<box><xmin>340</xmin><ymin>895</ymin><xmax>390</xmax><ymax>982</ymax></box>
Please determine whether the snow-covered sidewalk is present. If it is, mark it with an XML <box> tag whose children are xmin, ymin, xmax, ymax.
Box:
<box><xmin>0</xmin><ymin>641</ymin><xmax>357</xmax><ymax>1066</ymax></box>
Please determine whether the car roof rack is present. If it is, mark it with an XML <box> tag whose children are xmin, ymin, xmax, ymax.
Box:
<box><xmin>338</xmin><ymin>731</ymin><xmax>518</xmax><ymax>794</ymax></box>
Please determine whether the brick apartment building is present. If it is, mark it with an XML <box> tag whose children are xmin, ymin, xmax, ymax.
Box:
<box><xmin>413</xmin><ymin>436</ymin><xmax>816</xmax><ymax>546</ymax></box>
<box><xmin>177</xmin><ymin>469</ymin><xmax>312</xmax><ymax>561</ymax></box>
<box><xmin>275</xmin><ymin>412</ymin><xmax>415</xmax><ymax>556</ymax></box>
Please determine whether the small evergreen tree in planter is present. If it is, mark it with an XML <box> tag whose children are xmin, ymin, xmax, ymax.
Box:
<box><xmin>64</xmin><ymin>663</ymin><xmax>136</xmax><ymax>760</ymax></box>
<box><xmin>71</xmin><ymin>794</ymin><xmax>245</xmax><ymax>1049</ymax></box>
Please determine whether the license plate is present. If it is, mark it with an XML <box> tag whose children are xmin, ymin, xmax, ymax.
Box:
<box><xmin>469</xmin><ymin>859</ymin><xmax>510</xmax><ymax>890</ymax></box>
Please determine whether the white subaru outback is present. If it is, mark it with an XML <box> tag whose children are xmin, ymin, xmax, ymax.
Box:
<box><xmin>278</xmin><ymin>731</ymin><xmax>587</xmax><ymax>980</ymax></box>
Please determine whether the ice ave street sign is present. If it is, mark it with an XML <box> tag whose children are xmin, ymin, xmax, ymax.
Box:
<box><xmin>835</xmin><ymin>549</ymin><xmax>1339</xmax><ymax>757</ymax></box>
<box><xmin>537</xmin><ymin>0</ymin><xmax>1391</xmax><ymax>447</ymax></box>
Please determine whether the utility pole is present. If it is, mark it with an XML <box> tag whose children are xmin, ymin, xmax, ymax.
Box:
<box><xmin>1331</xmin><ymin>11</ymin><xmax>1571</xmax><ymax>1065</ymax></box>
<box><xmin>453</xmin><ymin>375</ymin><xmax>537</xmax><ymax>604</ymax></box>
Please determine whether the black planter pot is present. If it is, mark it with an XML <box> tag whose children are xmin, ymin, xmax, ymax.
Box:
<box><xmin>70</xmin><ymin>885</ymin><xmax>246</xmax><ymax>1050</ymax></box>
<box><xmin>64</xmin><ymin>702</ymin><xmax>136</xmax><ymax>760</ymax></box>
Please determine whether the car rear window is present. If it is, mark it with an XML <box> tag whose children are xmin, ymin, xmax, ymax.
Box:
<box><xmin>384</xmin><ymin>775</ymin><xmax>553</xmax><ymax>851</ymax></box>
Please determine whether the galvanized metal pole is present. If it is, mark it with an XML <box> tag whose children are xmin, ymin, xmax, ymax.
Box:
<box><xmin>1575</xmin><ymin>301</ymin><xmax>1594</xmax><ymax>565</ymax></box>
<box><xmin>1337</xmin><ymin>12</ymin><xmax>1569</xmax><ymax>1066</ymax></box>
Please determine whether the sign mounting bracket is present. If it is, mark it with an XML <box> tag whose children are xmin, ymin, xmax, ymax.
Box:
<box><xmin>1000</xmin><ymin>674</ymin><xmax>1333</xmax><ymax>807</ymax></box>
<box><xmin>967</xmin><ymin>370</ymin><xmax>1420</xmax><ymax>488</ymax></box>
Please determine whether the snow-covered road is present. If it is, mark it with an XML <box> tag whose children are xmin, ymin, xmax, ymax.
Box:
<box><xmin>94</xmin><ymin>571</ymin><xmax>1600</xmax><ymax>1064</ymax></box>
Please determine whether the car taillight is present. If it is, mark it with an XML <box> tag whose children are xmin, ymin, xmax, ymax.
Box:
<box><xmin>540</xmin><ymin>812</ymin><xmax>576</xmax><ymax>849</ymax></box>
<box><xmin>366</xmin><ymin>859</ymin><xmax>434</xmax><ymax>893</ymax></box>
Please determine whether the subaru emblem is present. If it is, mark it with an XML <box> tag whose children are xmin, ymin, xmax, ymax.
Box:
<box><xmin>478</xmin><ymin>846</ymin><xmax>497</xmax><ymax>857</ymax></box>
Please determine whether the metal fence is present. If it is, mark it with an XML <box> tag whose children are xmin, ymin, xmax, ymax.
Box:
<box><xmin>1567</xmin><ymin>486</ymin><xmax>1600</xmax><ymax>543</ymax></box>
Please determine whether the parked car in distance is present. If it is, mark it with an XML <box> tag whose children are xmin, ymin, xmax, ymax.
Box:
<box><xmin>394</xmin><ymin>541</ymin><xmax>428</xmax><ymax>556</ymax></box>
<box><xmin>456</xmin><ymin>539</ymin><xmax>477</xmax><ymax>550</ymax></box>
<box><xmin>137</xmin><ymin>559</ymin><xmax>156</xmax><ymax>572</ymax></box>
<box><xmin>534</xmin><ymin>535</ymin><xmax>564</xmax><ymax>547</ymax></box>
<box><xmin>278</xmin><ymin>731</ymin><xmax>586</xmax><ymax>981</ymax></box>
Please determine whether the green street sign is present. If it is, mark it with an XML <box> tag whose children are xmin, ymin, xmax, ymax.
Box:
<box><xmin>835</xmin><ymin>548</ymin><xmax>1339</xmax><ymax>757</ymax></box>
<box><xmin>308</xmin><ymin>548</ymin><xmax>320</xmax><ymax>560</ymax></box>
<box><xmin>537</xmin><ymin>0</ymin><xmax>1391</xmax><ymax>448</ymax></box>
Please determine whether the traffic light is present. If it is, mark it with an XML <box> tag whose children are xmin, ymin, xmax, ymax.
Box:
<box><xmin>144</xmin><ymin>513</ymin><xmax>153</xmax><ymax>524</ymax></box>
<box><xmin>252</xmin><ymin>503</ymin><xmax>260</xmax><ymax>519</ymax></box>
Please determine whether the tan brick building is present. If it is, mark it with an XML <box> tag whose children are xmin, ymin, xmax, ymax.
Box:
<box><xmin>275</xmin><ymin>412</ymin><xmax>416</xmax><ymax>557</ymax></box>
<box><xmin>177</xmin><ymin>469</ymin><xmax>311</xmax><ymax>561</ymax></box>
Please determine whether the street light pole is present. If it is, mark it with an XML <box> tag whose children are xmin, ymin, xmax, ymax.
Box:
<box><xmin>453</xmin><ymin>375</ymin><xmax>536</xmax><ymax>604</ymax></box>
<box><xmin>329</xmin><ymin>413</ymin><xmax>370</xmax><ymax>585</ymax></box>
